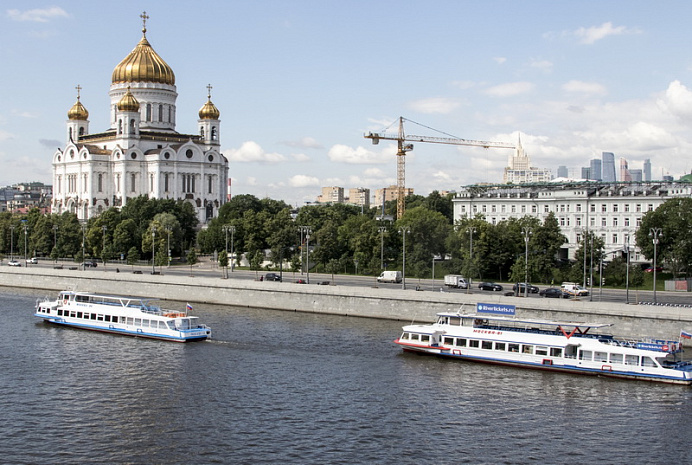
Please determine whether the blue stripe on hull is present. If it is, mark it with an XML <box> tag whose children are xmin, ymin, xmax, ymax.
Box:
<box><xmin>402</xmin><ymin>347</ymin><xmax>691</xmax><ymax>385</ymax></box>
<box><xmin>37</xmin><ymin>315</ymin><xmax>208</xmax><ymax>343</ymax></box>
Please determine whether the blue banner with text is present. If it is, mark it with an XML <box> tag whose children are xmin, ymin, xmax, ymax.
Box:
<box><xmin>477</xmin><ymin>303</ymin><xmax>516</xmax><ymax>315</ymax></box>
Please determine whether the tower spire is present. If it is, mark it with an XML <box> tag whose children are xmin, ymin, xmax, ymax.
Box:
<box><xmin>140</xmin><ymin>11</ymin><xmax>149</xmax><ymax>36</ymax></box>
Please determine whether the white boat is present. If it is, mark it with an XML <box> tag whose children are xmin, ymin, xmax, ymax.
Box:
<box><xmin>395</xmin><ymin>311</ymin><xmax>692</xmax><ymax>385</ymax></box>
<box><xmin>35</xmin><ymin>291</ymin><xmax>211</xmax><ymax>342</ymax></box>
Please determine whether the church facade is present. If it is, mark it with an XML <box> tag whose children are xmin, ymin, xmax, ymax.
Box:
<box><xmin>52</xmin><ymin>14</ymin><xmax>228</xmax><ymax>224</ymax></box>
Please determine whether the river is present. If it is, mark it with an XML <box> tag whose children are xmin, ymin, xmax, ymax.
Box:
<box><xmin>3</xmin><ymin>288</ymin><xmax>691</xmax><ymax>464</ymax></box>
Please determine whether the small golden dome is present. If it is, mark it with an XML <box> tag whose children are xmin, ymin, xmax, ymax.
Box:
<box><xmin>117</xmin><ymin>87</ymin><xmax>140</xmax><ymax>112</ymax></box>
<box><xmin>199</xmin><ymin>97</ymin><xmax>220</xmax><ymax>120</ymax></box>
<box><xmin>112</xmin><ymin>31</ymin><xmax>175</xmax><ymax>85</ymax></box>
<box><xmin>67</xmin><ymin>98</ymin><xmax>89</xmax><ymax>120</ymax></box>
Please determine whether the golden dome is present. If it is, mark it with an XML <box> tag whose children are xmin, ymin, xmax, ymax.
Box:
<box><xmin>199</xmin><ymin>96</ymin><xmax>220</xmax><ymax>120</ymax></box>
<box><xmin>111</xmin><ymin>29</ymin><xmax>175</xmax><ymax>85</ymax></box>
<box><xmin>67</xmin><ymin>97</ymin><xmax>89</xmax><ymax>120</ymax></box>
<box><xmin>117</xmin><ymin>87</ymin><xmax>140</xmax><ymax>112</ymax></box>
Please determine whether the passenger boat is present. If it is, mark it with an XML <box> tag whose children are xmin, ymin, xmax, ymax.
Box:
<box><xmin>35</xmin><ymin>291</ymin><xmax>211</xmax><ymax>342</ymax></box>
<box><xmin>395</xmin><ymin>311</ymin><xmax>692</xmax><ymax>385</ymax></box>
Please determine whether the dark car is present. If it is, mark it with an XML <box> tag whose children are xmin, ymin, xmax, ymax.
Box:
<box><xmin>264</xmin><ymin>273</ymin><xmax>282</xmax><ymax>282</ymax></box>
<box><xmin>83</xmin><ymin>260</ymin><xmax>98</xmax><ymax>268</ymax></box>
<box><xmin>539</xmin><ymin>287</ymin><xmax>569</xmax><ymax>299</ymax></box>
<box><xmin>513</xmin><ymin>282</ymin><xmax>539</xmax><ymax>294</ymax></box>
<box><xmin>478</xmin><ymin>282</ymin><xmax>503</xmax><ymax>291</ymax></box>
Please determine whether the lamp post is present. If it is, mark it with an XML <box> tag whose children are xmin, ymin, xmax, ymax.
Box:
<box><xmin>625</xmin><ymin>235</ymin><xmax>631</xmax><ymax>304</ymax></box>
<box><xmin>432</xmin><ymin>256</ymin><xmax>442</xmax><ymax>292</ymax></box>
<box><xmin>229</xmin><ymin>225</ymin><xmax>236</xmax><ymax>272</ymax></box>
<box><xmin>23</xmin><ymin>223</ymin><xmax>28</xmax><ymax>263</ymax></box>
<box><xmin>521</xmin><ymin>227</ymin><xmax>532</xmax><ymax>297</ymax></box>
<box><xmin>151</xmin><ymin>226</ymin><xmax>156</xmax><ymax>274</ymax></box>
<box><xmin>399</xmin><ymin>226</ymin><xmax>410</xmax><ymax>290</ymax></box>
<box><xmin>378</xmin><ymin>226</ymin><xmax>386</xmax><ymax>269</ymax></box>
<box><xmin>81</xmin><ymin>224</ymin><xmax>86</xmax><ymax>270</ymax></box>
<box><xmin>165</xmin><ymin>226</ymin><xmax>172</xmax><ymax>267</ymax></box>
<box><xmin>10</xmin><ymin>225</ymin><xmax>14</xmax><ymax>261</ymax></box>
<box><xmin>649</xmin><ymin>227</ymin><xmax>663</xmax><ymax>303</ymax></box>
<box><xmin>101</xmin><ymin>225</ymin><xmax>107</xmax><ymax>267</ymax></box>
<box><xmin>589</xmin><ymin>233</ymin><xmax>594</xmax><ymax>301</ymax></box>
<box><xmin>222</xmin><ymin>224</ymin><xmax>231</xmax><ymax>259</ymax></box>
<box><xmin>299</xmin><ymin>226</ymin><xmax>312</xmax><ymax>283</ymax></box>
<box><xmin>466</xmin><ymin>227</ymin><xmax>476</xmax><ymax>295</ymax></box>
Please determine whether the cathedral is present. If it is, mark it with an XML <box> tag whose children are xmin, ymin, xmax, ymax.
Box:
<box><xmin>52</xmin><ymin>13</ymin><xmax>228</xmax><ymax>223</ymax></box>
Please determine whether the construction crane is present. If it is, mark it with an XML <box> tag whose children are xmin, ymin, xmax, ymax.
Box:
<box><xmin>365</xmin><ymin>116</ymin><xmax>515</xmax><ymax>219</ymax></box>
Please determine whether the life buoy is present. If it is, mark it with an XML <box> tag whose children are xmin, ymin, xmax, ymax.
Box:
<box><xmin>63</xmin><ymin>299</ymin><xmax>68</xmax><ymax>305</ymax></box>
<box><xmin>663</xmin><ymin>344</ymin><xmax>669</xmax><ymax>352</ymax></box>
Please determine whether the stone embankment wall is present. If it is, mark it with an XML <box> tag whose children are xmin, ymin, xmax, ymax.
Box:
<box><xmin>4</xmin><ymin>267</ymin><xmax>692</xmax><ymax>341</ymax></box>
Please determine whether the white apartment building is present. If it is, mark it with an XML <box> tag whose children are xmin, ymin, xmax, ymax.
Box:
<box><xmin>453</xmin><ymin>181</ymin><xmax>692</xmax><ymax>262</ymax></box>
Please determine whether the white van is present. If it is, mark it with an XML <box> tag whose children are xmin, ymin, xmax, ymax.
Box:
<box><xmin>561</xmin><ymin>282</ymin><xmax>589</xmax><ymax>296</ymax></box>
<box><xmin>377</xmin><ymin>270</ymin><xmax>402</xmax><ymax>283</ymax></box>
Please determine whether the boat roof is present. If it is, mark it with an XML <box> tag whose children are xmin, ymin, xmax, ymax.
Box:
<box><xmin>61</xmin><ymin>290</ymin><xmax>155</xmax><ymax>305</ymax></box>
<box><xmin>438</xmin><ymin>312</ymin><xmax>614</xmax><ymax>329</ymax></box>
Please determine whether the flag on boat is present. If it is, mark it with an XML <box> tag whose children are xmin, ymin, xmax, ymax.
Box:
<box><xmin>186</xmin><ymin>303</ymin><xmax>193</xmax><ymax>312</ymax></box>
<box><xmin>681</xmin><ymin>330</ymin><xmax>692</xmax><ymax>339</ymax></box>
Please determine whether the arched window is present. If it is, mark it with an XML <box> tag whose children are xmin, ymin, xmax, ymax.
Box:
<box><xmin>158</xmin><ymin>104</ymin><xmax>163</xmax><ymax>122</ymax></box>
<box><xmin>146</xmin><ymin>104</ymin><xmax>151</xmax><ymax>121</ymax></box>
<box><xmin>168</xmin><ymin>106</ymin><xmax>172</xmax><ymax>123</ymax></box>
<box><xmin>98</xmin><ymin>174</ymin><xmax>103</xmax><ymax>193</ymax></box>
<box><xmin>200</xmin><ymin>127</ymin><xmax>205</xmax><ymax>138</ymax></box>
<box><xmin>79</xmin><ymin>127</ymin><xmax>85</xmax><ymax>136</ymax></box>
<box><xmin>211</xmin><ymin>127</ymin><xmax>217</xmax><ymax>141</ymax></box>
<box><xmin>130</xmin><ymin>118</ymin><xmax>136</xmax><ymax>132</ymax></box>
<box><xmin>118</xmin><ymin>119</ymin><xmax>123</xmax><ymax>134</ymax></box>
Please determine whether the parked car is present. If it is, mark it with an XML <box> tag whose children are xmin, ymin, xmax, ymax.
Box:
<box><xmin>539</xmin><ymin>287</ymin><xmax>569</xmax><ymax>299</ymax></box>
<box><xmin>82</xmin><ymin>260</ymin><xmax>98</xmax><ymax>268</ymax></box>
<box><xmin>7</xmin><ymin>260</ymin><xmax>21</xmax><ymax>267</ymax></box>
<box><xmin>264</xmin><ymin>272</ymin><xmax>282</xmax><ymax>282</ymax></box>
<box><xmin>513</xmin><ymin>282</ymin><xmax>539</xmax><ymax>294</ymax></box>
<box><xmin>478</xmin><ymin>282</ymin><xmax>503</xmax><ymax>291</ymax></box>
<box><xmin>26</xmin><ymin>257</ymin><xmax>38</xmax><ymax>265</ymax></box>
<box><xmin>645</xmin><ymin>267</ymin><xmax>663</xmax><ymax>273</ymax></box>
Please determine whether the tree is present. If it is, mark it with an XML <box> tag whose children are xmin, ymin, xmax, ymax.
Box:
<box><xmin>126</xmin><ymin>246</ymin><xmax>140</xmax><ymax>270</ymax></box>
<box><xmin>186</xmin><ymin>246</ymin><xmax>198</xmax><ymax>276</ymax></box>
<box><xmin>219</xmin><ymin>250</ymin><xmax>229</xmax><ymax>278</ymax></box>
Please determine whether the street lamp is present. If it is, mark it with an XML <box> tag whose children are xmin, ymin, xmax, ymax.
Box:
<box><xmin>589</xmin><ymin>233</ymin><xmax>594</xmax><ymax>302</ymax></box>
<box><xmin>466</xmin><ymin>227</ymin><xmax>476</xmax><ymax>294</ymax></box>
<box><xmin>378</xmin><ymin>226</ymin><xmax>386</xmax><ymax>269</ymax></box>
<box><xmin>81</xmin><ymin>224</ymin><xmax>86</xmax><ymax>270</ymax></box>
<box><xmin>399</xmin><ymin>226</ymin><xmax>410</xmax><ymax>290</ymax></box>
<box><xmin>151</xmin><ymin>226</ymin><xmax>157</xmax><ymax>274</ymax></box>
<box><xmin>222</xmin><ymin>224</ymin><xmax>231</xmax><ymax>259</ymax></box>
<box><xmin>625</xmin><ymin>235</ymin><xmax>632</xmax><ymax>304</ymax></box>
<box><xmin>299</xmin><ymin>226</ymin><xmax>312</xmax><ymax>283</ymax></box>
<box><xmin>229</xmin><ymin>225</ymin><xmax>236</xmax><ymax>272</ymax></box>
<box><xmin>10</xmin><ymin>225</ymin><xmax>14</xmax><ymax>261</ymax></box>
<box><xmin>23</xmin><ymin>223</ymin><xmax>28</xmax><ymax>263</ymax></box>
<box><xmin>102</xmin><ymin>225</ymin><xmax>107</xmax><ymax>267</ymax></box>
<box><xmin>432</xmin><ymin>256</ymin><xmax>442</xmax><ymax>291</ymax></box>
<box><xmin>165</xmin><ymin>226</ymin><xmax>172</xmax><ymax>267</ymax></box>
<box><xmin>650</xmin><ymin>227</ymin><xmax>663</xmax><ymax>303</ymax></box>
<box><xmin>521</xmin><ymin>227</ymin><xmax>532</xmax><ymax>297</ymax></box>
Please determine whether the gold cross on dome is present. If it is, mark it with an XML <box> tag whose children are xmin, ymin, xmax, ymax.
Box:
<box><xmin>140</xmin><ymin>11</ymin><xmax>149</xmax><ymax>32</ymax></box>
<box><xmin>207</xmin><ymin>84</ymin><xmax>213</xmax><ymax>99</ymax></box>
<box><xmin>75</xmin><ymin>84</ymin><xmax>82</xmax><ymax>99</ymax></box>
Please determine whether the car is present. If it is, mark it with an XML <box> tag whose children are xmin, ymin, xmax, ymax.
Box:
<box><xmin>539</xmin><ymin>287</ymin><xmax>569</xmax><ymax>299</ymax></box>
<box><xmin>7</xmin><ymin>260</ymin><xmax>21</xmax><ymax>267</ymax></box>
<box><xmin>264</xmin><ymin>272</ymin><xmax>282</xmax><ymax>282</ymax></box>
<box><xmin>82</xmin><ymin>260</ymin><xmax>98</xmax><ymax>268</ymax></box>
<box><xmin>645</xmin><ymin>267</ymin><xmax>663</xmax><ymax>273</ymax></box>
<box><xmin>513</xmin><ymin>282</ymin><xmax>539</xmax><ymax>294</ymax></box>
<box><xmin>478</xmin><ymin>282</ymin><xmax>503</xmax><ymax>291</ymax></box>
<box><xmin>26</xmin><ymin>257</ymin><xmax>38</xmax><ymax>265</ymax></box>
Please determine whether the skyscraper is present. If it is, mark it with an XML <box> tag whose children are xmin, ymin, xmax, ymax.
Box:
<box><xmin>619</xmin><ymin>158</ymin><xmax>632</xmax><ymax>182</ymax></box>
<box><xmin>590</xmin><ymin>158</ymin><xmax>602</xmax><ymax>181</ymax></box>
<box><xmin>644</xmin><ymin>159</ymin><xmax>652</xmax><ymax>181</ymax></box>
<box><xmin>557</xmin><ymin>165</ymin><xmax>568</xmax><ymax>178</ymax></box>
<box><xmin>602</xmin><ymin>152</ymin><xmax>616</xmax><ymax>182</ymax></box>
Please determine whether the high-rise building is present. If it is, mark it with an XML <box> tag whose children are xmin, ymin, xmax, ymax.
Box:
<box><xmin>644</xmin><ymin>159</ymin><xmax>652</xmax><ymax>181</ymax></box>
<box><xmin>581</xmin><ymin>167</ymin><xmax>591</xmax><ymax>179</ymax></box>
<box><xmin>347</xmin><ymin>187</ymin><xmax>370</xmax><ymax>208</ymax></box>
<box><xmin>502</xmin><ymin>136</ymin><xmax>552</xmax><ymax>184</ymax></box>
<box><xmin>52</xmin><ymin>14</ymin><xmax>228</xmax><ymax>223</ymax></box>
<box><xmin>590</xmin><ymin>159</ymin><xmax>602</xmax><ymax>181</ymax></box>
<box><xmin>316</xmin><ymin>186</ymin><xmax>344</xmax><ymax>204</ymax></box>
<box><xmin>630</xmin><ymin>169</ymin><xmax>643</xmax><ymax>182</ymax></box>
<box><xmin>557</xmin><ymin>166</ymin><xmax>568</xmax><ymax>178</ymax></box>
<box><xmin>619</xmin><ymin>158</ymin><xmax>632</xmax><ymax>182</ymax></box>
<box><xmin>601</xmin><ymin>152</ymin><xmax>616</xmax><ymax>182</ymax></box>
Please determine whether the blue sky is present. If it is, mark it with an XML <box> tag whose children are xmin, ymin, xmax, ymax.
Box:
<box><xmin>3</xmin><ymin>1</ymin><xmax>692</xmax><ymax>206</ymax></box>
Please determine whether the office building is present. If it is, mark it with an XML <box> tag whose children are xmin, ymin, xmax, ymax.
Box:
<box><xmin>602</xmin><ymin>152</ymin><xmax>616</xmax><ymax>182</ymax></box>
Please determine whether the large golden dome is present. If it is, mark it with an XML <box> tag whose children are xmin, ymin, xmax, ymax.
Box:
<box><xmin>67</xmin><ymin>97</ymin><xmax>89</xmax><ymax>120</ymax></box>
<box><xmin>111</xmin><ymin>29</ymin><xmax>175</xmax><ymax>85</ymax></box>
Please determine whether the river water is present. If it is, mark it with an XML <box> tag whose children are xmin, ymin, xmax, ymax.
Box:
<box><xmin>3</xmin><ymin>288</ymin><xmax>692</xmax><ymax>464</ymax></box>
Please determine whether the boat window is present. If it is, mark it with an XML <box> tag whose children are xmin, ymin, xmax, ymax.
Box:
<box><xmin>610</xmin><ymin>353</ymin><xmax>623</xmax><ymax>364</ymax></box>
<box><xmin>411</xmin><ymin>334</ymin><xmax>420</xmax><ymax>341</ymax></box>
<box><xmin>400</xmin><ymin>332</ymin><xmax>409</xmax><ymax>340</ymax></box>
<box><xmin>522</xmin><ymin>345</ymin><xmax>534</xmax><ymax>354</ymax></box>
<box><xmin>535</xmin><ymin>346</ymin><xmax>548</xmax><ymax>356</ymax></box>
<box><xmin>481</xmin><ymin>341</ymin><xmax>493</xmax><ymax>350</ymax></box>
<box><xmin>70</xmin><ymin>311</ymin><xmax>76</xmax><ymax>318</ymax></box>
<box><xmin>97</xmin><ymin>314</ymin><xmax>104</xmax><ymax>321</ymax></box>
<box><xmin>550</xmin><ymin>347</ymin><xmax>563</xmax><ymax>357</ymax></box>
<box><xmin>468</xmin><ymin>340</ymin><xmax>480</xmax><ymax>348</ymax></box>
<box><xmin>495</xmin><ymin>342</ymin><xmax>506</xmax><ymax>351</ymax></box>
<box><xmin>438</xmin><ymin>317</ymin><xmax>448</xmax><ymax>324</ymax></box>
<box><xmin>142</xmin><ymin>319</ymin><xmax>150</xmax><ymax>328</ymax></box>
<box><xmin>104</xmin><ymin>315</ymin><xmax>111</xmax><ymax>322</ymax></box>
<box><xmin>420</xmin><ymin>335</ymin><xmax>430</xmax><ymax>343</ymax></box>
<box><xmin>508</xmin><ymin>343</ymin><xmax>519</xmax><ymax>352</ymax></box>
<box><xmin>167</xmin><ymin>321</ymin><xmax>175</xmax><ymax>330</ymax></box>
<box><xmin>134</xmin><ymin>318</ymin><xmax>141</xmax><ymax>327</ymax></box>
<box><xmin>455</xmin><ymin>338</ymin><xmax>467</xmax><ymax>347</ymax></box>
<box><xmin>112</xmin><ymin>316</ymin><xmax>119</xmax><ymax>323</ymax></box>
<box><xmin>641</xmin><ymin>357</ymin><xmax>657</xmax><ymax>367</ymax></box>
<box><xmin>579</xmin><ymin>350</ymin><xmax>593</xmax><ymax>361</ymax></box>
<box><xmin>443</xmin><ymin>337</ymin><xmax>455</xmax><ymax>345</ymax></box>
<box><xmin>126</xmin><ymin>317</ymin><xmax>133</xmax><ymax>325</ymax></box>
<box><xmin>90</xmin><ymin>313</ymin><xmax>97</xmax><ymax>320</ymax></box>
<box><xmin>625</xmin><ymin>355</ymin><xmax>639</xmax><ymax>365</ymax></box>
<box><xmin>594</xmin><ymin>351</ymin><xmax>608</xmax><ymax>362</ymax></box>
<box><xmin>449</xmin><ymin>317</ymin><xmax>461</xmax><ymax>326</ymax></box>
<box><xmin>76</xmin><ymin>312</ymin><xmax>82</xmax><ymax>318</ymax></box>
<box><xmin>57</xmin><ymin>309</ymin><xmax>63</xmax><ymax>316</ymax></box>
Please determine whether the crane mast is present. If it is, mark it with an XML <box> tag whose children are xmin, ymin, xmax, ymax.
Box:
<box><xmin>365</xmin><ymin>116</ymin><xmax>515</xmax><ymax>219</ymax></box>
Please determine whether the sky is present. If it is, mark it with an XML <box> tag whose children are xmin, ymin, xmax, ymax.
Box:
<box><xmin>3</xmin><ymin>1</ymin><xmax>692</xmax><ymax>206</ymax></box>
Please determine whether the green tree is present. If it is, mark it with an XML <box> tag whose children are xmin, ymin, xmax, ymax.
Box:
<box><xmin>127</xmin><ymin>246</ymin><xmax>140</xmax><ymax>270</ymax></box>
<box><xmin>219</xmin><ymin>250</ymin><xmax>229</xmax><ymax>278</ymax></box>
<box><xmin>636</xmin><ymin>198</ymin><xmax>692</xmax><ymax>276</ymax></box>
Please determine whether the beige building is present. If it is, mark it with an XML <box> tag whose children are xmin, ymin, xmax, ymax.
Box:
<box><xmin>502</xmin><ymin>136</ymin><xmax>552</xmax><ymax>184</ymax></box>
<box><xmin>316</xmin><ymin>186</ymin><xmax>344</xmax><ymax>204</ymax></box>
<box><xmin>374</xmin><ymin>185</ymin><xmax>414</xmax><ymax>208</ymax></box>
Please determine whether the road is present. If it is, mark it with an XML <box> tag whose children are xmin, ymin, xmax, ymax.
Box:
<box><xmin>16</xmin><ymin>258</ymin><xmax>692</xmax><ymax>307</ymax></box>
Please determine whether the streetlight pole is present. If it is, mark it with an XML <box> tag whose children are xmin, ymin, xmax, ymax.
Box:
<box><xmin>399</xmin><ymin>226</ymin><xmax>410</xmax><ymax>290</ymax></box>
<box><xmin>81</xmin><ymin>224</ymin><xmax>86</xmax><ymax>270</ymax></box>
<box><xmin>10</xmin><ymin>225</ymin><xmax>14</xmax><ymax>261</ymax></box>
<box><xmin>521</xmin><ymin>227</ymin><xmax>532</xmax><ymax>298</ymax></box>
<box><xmin>466</xmin><ymin>227</ymin><xmax>476</xmax><ymax>295</ymax></box>
<box><xmin>589</xmin><ymin>233</ymin><xmax>594</xmax><ymax>301</ymax></box>
<box><xmin>151</xmin><ymin>226</ymin><xmax>156</xmax><ymax>274</ymax></box>
<box><xmin>650</xmin><ymin>227</ymin><xmax>663</xmax><ymax>303</ymax></box>
<box><xmin>223</xmin><ymin>224</ymin><xmax>231</xmax><ymax>259</ymax></box>
<box><xmin>165</xmin><ymin>226</ymin><xmax>172</xmax><ymax>267</ymax></box>
<box><xmin>229</xmin><ymin>225</ymin><xmax>236</xmax><ymax>272</ymax></box>
<box><xmin>299</xmin><ymin>226</ymin><xmax>312</xmax><ymax>283</ymax></box>
<box><xmin>102</xmin><ymin>225</ymin><xmax>107</xmax><ymax>267</ymax></box>
<box><xmin>625</xmin><ymin>236</ymin><xmax>631</xmax><ymax>304</ymax></box>
<box><xmin>378</xmin><ymin>226</ymin><xmax>386</xmax><ymax>270</ymax></box>
<box><xmin>23</xmin><ymin>223</ymin><xmax>28</xmax><ymax>263</ymax></box>
<box><xmin>582</xmin><ymin>228</ymin><xmax>588</xmax><ymax>289</ymax></box>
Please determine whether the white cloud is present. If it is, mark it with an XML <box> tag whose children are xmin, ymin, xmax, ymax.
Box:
<box><xmin>7</xmin><ymin>7</ymin><xmax>68</xmax><ymax>22</ymax></box>
<box><xmin>493</xmin><ymin>57</ymin><xmax>507</xmax><ymax>65</ymax></box>
<box><xmin>408</xmin><ymin>97</ymin><xmax>461</xmax><ymax>114</ymax></box>
<box><xmin>484</xmin><ymin>82</ymin><xmax>534</xmax><ymax>97</ymax></box>
<box><xmin>562</xmin><ymin>80</ymin><xmax>607</xmax><ymax>95</ymax></box>
<box><xmin>657</xmin><ymin>80</ymin><xmax>692</xmax><ymax>121</ymax></box>
<box><xmin>291</xmin><ymin>153</ymin><xmax>310</xmax><ymax>162</ymax></box>
<box><xmin>281</xmin><ymin>136</ymin><xmax>323</xmax><ymax>149</ymax></box>
<box><xmin>288</xmin><ymin>174</ymin><xmax>320</xmax><ymax>188</ymax></box>
<box><xmin>573</xmin><ymin>22</ymin><xmax>638</xmax><ymax>45</ymax></box>
<box><xmin>327</xmin><ymin>144</ymin><xmax>389</xmax><ymax>164</ymax></box>
<box><xmin>223</xmin><ymin>141</ymin><xmax>286</xmax><ymax>163</ymax></box>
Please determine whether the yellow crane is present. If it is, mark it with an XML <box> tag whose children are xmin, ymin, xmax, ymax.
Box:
<box><xmin>365</xmin><ymin>116</ymin><xmax>515</xmax><ymax>219</ymax></box>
